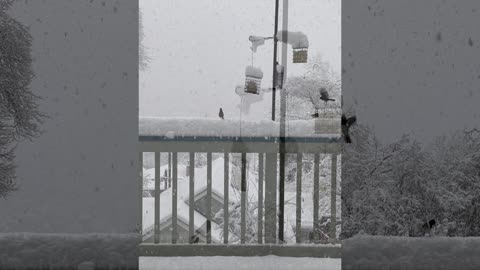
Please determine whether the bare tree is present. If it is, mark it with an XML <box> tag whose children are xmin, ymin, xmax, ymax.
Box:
<box><xmin>1</xmin><ymin>1</ymin><xmax>44</xmax><ymax>197</ymax></box>
<box><xmin>275</xmin><ymin>54</ymin><xmax>341</xmax><ymax>120</ymax></box>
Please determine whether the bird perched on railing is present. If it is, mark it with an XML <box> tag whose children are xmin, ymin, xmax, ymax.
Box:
<box><xmin>320</xmin><ymin>88</ymin><xmax>335</xmax><ymax>104</ymax></box>
<box><xmin>191</xmin><ymin>230</ymin><xmax>200</xmax><ymax>243</ymax></box>
<box><xmin>341</xmin><ymin>114</ymin><xmax>357</xmax><ymax>143</ymax></box>
<box><xmin>219</xmin><ymin>108</ymin><xmax>224</xmax><ymax>120</ymax></box>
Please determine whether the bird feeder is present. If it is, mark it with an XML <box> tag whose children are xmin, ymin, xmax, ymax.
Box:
<box><xmin>276</xmin><ymin>30</ymin><xmax>309</xmax><ymax>64</ymax></box>
<box><xmin>293</xmin><ymin>48</ymin><xmax>308</xmax><ymax>63</ymax></box>
<box><xmin>244</xmin><ymin>66</ymin><xmax>263</xmax><ymax>94</ymax></box>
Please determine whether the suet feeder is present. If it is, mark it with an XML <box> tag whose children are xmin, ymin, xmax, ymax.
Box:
<box><xmin>293</xmin><ymin>48</ymin><xmax>308</xmax><ymax>63</ymax></box>
<box><xmin>244</xmin><ymin>66</ymin><xmax>263</xmax><ymax>94</ymax></box>
<box><xmin>276</xmin><ymin>30</ymin><xmax>309</xmax><ymax>63</ymax></box>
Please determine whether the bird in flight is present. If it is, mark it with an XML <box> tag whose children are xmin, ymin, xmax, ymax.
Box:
<box><xmin>341</xmin><ymin>114</ymin><xmax>357</xmax><ymax>143</ymax></box>
<box><xmin>320</xmin><ymin>88</ymin><xmax>335</xmax><ymax>104</ymax></box>
<box><xmin>219</xmin><ymin>108</ymin><xmax>224</xmax><ymax>120</ymax></box>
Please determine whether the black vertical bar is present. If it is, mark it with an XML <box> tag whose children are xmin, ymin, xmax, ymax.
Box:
<box><xmin>241</xmin><ymin>152</ymin><xmax>247</xmax><ymax>244</ymax></box>
<box><xmin>206</xmin><ymin>152</ymin><xmax>212</xmax><ymax>244</ymax></box>
<box><xmin>258</xmin><ymin>153</ymin><xmax>264</xmax><ymax>244</ymax></box>
<box><xmin>271</xmin><ymin>0</ymin><xmax>279</xmax><ymax>121</ymax></box>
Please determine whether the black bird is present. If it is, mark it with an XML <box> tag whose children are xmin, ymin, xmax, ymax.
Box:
<box><xmin>191</xmin><ymin>230</ymin><xmax>200</xmax><ymax>243</ymax></box>
<box><xmin>421</xmin><ymin>219</ymin><xmax>436</xmax><ymax>236</ymax></box>
<box><xmin>219</xmin><ymin>108</ymin><xmax>224</xmax><ymax>119</ymax></box>
<box><xmin>320</xmin><ymin>88</ymin><xmax>335</xmax><ymax>103</ymax></box>
<box><xmin>341</xmin><ymin>114</ymin><xmax>357</xmax><ymax>143</ymax></box>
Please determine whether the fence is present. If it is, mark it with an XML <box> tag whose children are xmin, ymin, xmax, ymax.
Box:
<box><xmin>138</xmin><ymin>118</ymin><xmax>341</xmax><ymax>258</ymax></box>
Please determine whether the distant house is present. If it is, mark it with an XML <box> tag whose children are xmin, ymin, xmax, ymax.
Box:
<box><xmin>142</xmin><ymin>158</ymin><xmax>232</xmax><ymax>243</ymax></box>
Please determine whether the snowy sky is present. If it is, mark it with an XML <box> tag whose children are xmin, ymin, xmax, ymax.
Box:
<box><xmin>139</xmin><ymin>0</ymin><xmax>341</xmax><ymax>120</ymax></box>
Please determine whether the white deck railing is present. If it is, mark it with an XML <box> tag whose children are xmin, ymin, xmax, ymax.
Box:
<box><xmin>138</xmin><ymin>117</ymin><xmax>341</xmax><ymax>257</ymax></box>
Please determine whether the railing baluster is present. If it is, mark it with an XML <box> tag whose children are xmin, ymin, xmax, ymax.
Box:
<box><xmin>257</xmin><ymin>153</ymin><xmax>264</xmax><ymax>244</ymax></box>
<box><xmin>206</xmin><ymin>152</ymin><xmax>212</xmax><ymax>244</ymax></box>
<box><xmin>189</xmin><ymin>152</ymin><xmax>195</xmax><ymax>244</ymax></box>
<box><xmin>313</xmin><ymin>153</ymin><xmax>320</xmax><ymax>243</ymax></box>
<box><xmin>171</xmin><ymin>152</ymin><xmax>178</xmax><ymax>244</ymax></box>
<box><xmin>330</xmin><ymin>154</ymin><xmax>337</xmax><ymax>241</ymax></box>
<box><xmin>139</xmin><ymin>152</ymin><xmax>143</xmax><ymax>237</ymax></box>
<box><xmin>154</xmin><ymin>152</ymin><xmax>160</xmax><ymax>244</ymax></box>
<box><xmin>168</xmin><ymin>152</ymin><xmax>172</xmax><ymax>188</ymax></box>
<box><xmin>265</xmin><ymin>153</ymin><xmax>277</xmax><ymax>244</ymax></box>
<box><xmin>223</xmin><ymin>152</ymin><xmax>229</xmax><ymax>244</ymax></box>
<box><xmin>296</xmin><ymin>152</ymin><xmax>303</xmax><ymax>244</ymax></box>
<box><xmin>241</xmin><ymin>152</ymin><xmax>247</xmax><ymax>244</ymax></box>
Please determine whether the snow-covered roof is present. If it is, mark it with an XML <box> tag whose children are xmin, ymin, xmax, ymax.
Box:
<box><xmin>277</xmin><ymin>30</ymin><xmax>309</xmax><ymax>49</ymax></box>
<box><xmin>139</xmin><ymin>117</ymin><xmax>340</xmax><ymax>139</ymax></box>
<box><xmin>245</xmin><ymin>66</ymin><xmax>264</xmax><ymax>79</ymax></box>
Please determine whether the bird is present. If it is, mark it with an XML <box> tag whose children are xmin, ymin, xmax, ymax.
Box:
<box><xmin>219</xmin><ymin>108</ymin><xmax>224</xmax><ymax>119</ymax></box>
<box><xmin>191</xmin><ymin>230</ymin><xmax>200</xmax><ymax>243</ymax></box>
<box><xmin>320</xmin><ymin>88</ymin><xmax>335</xmax><ymax>103</ymax></box>
<box><xmin>341</xmin><ymin>114</ymin><xmax>357</xmax><ymax>143</ymax></box>
<box><xmin>421</xmin><ymin>219</ymin><xmax>436</xmax><ymax>236</ymax></box>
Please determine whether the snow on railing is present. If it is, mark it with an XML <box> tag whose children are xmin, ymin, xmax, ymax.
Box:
<box><xmin>139</xmin><ymin>117</ymin><xmax>340</xmax><ymax>139</ymax></box>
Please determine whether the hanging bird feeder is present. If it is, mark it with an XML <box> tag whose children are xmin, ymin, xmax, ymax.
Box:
<box><xmin>293</xmin><ymin>48</ymin><xmax>308</xmax><ymax>63</ymax></box>
<box><xmin>244</xmin><ymin>66</ymin><xmax>263</xmax><ymax>94</ymax></box>
<box><xmin>277</xmin><ymin>30</ymin><xmax>309</xmax><ymax>64</ymax></box>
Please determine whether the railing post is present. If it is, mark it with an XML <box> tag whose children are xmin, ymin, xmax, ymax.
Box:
<box><xmin>154</xmin><ymin>152</ymin><xmax>161</xmax><ymax>243</ymax></box>
<box><xmin>257</xmin><ymin>153</ymin><xmax>264</xmax><ymax>244</ymax></box>
<box><xmin>241</xmin><ymin>152</ymin><xmax>247</xmax><ymax>244</ymax></box>
<box><xmin>189</xmin><ymin>152</ymin><xmax>195</xmax><ymax>244</ymax></box>
<box><xmin>330</xmin><ymin>154</ymin><xmax>337</xmax><ymax>241</ymax></box>
<box><xmin>296</xmin><ymin>153</ymin><xmax>303</xmax><ymax>243</ymax></box>
<box><xmin>265</xmin><ymin>152</ymin><xmax>277</xmax><ymax>243</ymax></box>
<box><xmin>139</xmin><ymin>152</ymin><xmax>143</xmax><ymax>237</ymax></box>
<box><xmin>206</xmin><ymin>152</ymin><xmax>212</xmax><ymax>244</ymax></box>
<box><xmin>168</xmin><ymin>152</ymin><xmax>172</xmax><ymax>188</ymax></box>
<box><xmin>171</xmin><ymin>152</ymin><xmax>178</xmax><ymax>244</ymax></box>
<box><xmin>223</xmin><ymin>152</ymin><xmax>229</xmax><ymax>244</ymax></box>
<box><xmin>313</xmin><ymin>153</ymin><xmax>320</xmax><ymax>243</ymax></box>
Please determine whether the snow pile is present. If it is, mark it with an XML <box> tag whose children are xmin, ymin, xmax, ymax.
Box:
<box><xmin>342</xmin><ymin>235</ymin><xmax>480</xmax><ymax>270</ymax></box>
<box><xmin>139</xmin><ymin>117</ymin><xmax>340</xmax><ymax>138</ymax></box>
<box><xmin>140</xmin><ymin>256</ymin><xmax>340</xmax><ymax>270</ymax></box>
<box><xmin>245</xmin><ymin>66</ymin><xmax>263</xmax><ymax>79</ymax></box>
<box><xmin>277</xmin><ymin>31</ymin><xmax>309</xmax><ymax>49</ymax></box>
<box><xmin>0</xmin><ymin>233</ymin><xmax>138</xmax><ymax>270</ymax></box>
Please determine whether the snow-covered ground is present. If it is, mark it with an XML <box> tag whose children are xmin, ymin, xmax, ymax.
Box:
<box><xmin>343</xmin><ymin>235</ymin><xmax>480</xmax><ymax>270</ymax></box>
<box><xmin>3</xmin><ymin>233</ymin><xmax>479</xmax><ymax>269</ymax></box>
<box><xmin>139</xmin><ymin>256</ymin><xmax>340</xmax><ymax>270</ymax></box>
<box><xmin>0</xmin><ymin>233</ymin><xmax>138</xmax><ymax>270</ymax></box>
